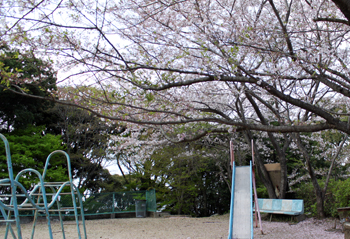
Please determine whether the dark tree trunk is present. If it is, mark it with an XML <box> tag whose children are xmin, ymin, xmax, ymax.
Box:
<box><xmin>243</xmin><ymin>131</ymin><xmax>277</xmax><ymax>199</ymax></box>
<box><xmin>246</xmin><ymin>91</ymin><xmax>290</xmax><ymax>198</ymax></box>
<box><xmin>235</xmin><ymin>93</ymin><xmax>276</xmax><ymax>198</ymax></box>
<box><xmin>116</xmin><ymin>153</ymin><xmax>129</xmax><ymax>185</ymax></box>
<box><xmin>294</xmin><ymin>133</ymin><xmax>325</xmax><ymax>218</ymax></box>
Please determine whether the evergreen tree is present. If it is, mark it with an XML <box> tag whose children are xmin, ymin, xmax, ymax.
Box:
<box><xmin>0</xmin><ymin>126</ymin><xmax>66</xmax><ymax>192</ymax></box>
<box><xmin>0</xmin><ymin>45</ymin><xmax>57</xmax><ymax>131</ymax></box>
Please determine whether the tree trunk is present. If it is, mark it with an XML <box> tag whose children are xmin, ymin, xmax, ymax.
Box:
<box><xmin>178</xmin><ymin>190</ymin><xmax>184</xmax><ymax>215</ymax></box>
<box><xmin>323</xmin><ymin>135</ymin><xmax>348</xmax><ymax>199</ymax></box>
<box><xmin>294</xmin><ymin>133</ymin><xmax>325</xmax><ymax>218</ymax></box>
<box><xmin>245</xmin><ymin>91</ymin><xmax>289</xmax><ymax>198</ymax></box>
<box><xmin>116</xmin><ymin>153</ymin><xmax>129</xmax><ymax>184</ymax></box>
<box><xmin>243</xmin><ymin>131</ymin><xmax>277</xmax><ymax>198</ymax></box>
<box><xmin>315</xmin><ymin>189</ymin><xmax>326</xmax><ymax>219</ymax></box>
<box><xmin>254</xmin><ymin>143</ymin><xmax>277</xmax><ymax>199</ymax></box>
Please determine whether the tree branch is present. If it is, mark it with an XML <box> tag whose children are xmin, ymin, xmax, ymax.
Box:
<box><xmin>313</xmin><ymin>17</ymin><xmax>349</xmax><ymax>25</ymax></box>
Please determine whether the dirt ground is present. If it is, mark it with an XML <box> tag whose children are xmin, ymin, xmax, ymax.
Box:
<box><xmin>0</xmin><ymin>214</ymin><xmax>344</xmax><ymax>239</ymax></box>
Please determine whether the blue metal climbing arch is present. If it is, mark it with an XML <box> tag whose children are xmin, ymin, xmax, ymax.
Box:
<box><xmin>0</xmin><ymin>133</ymin><xmax>87</xmax><ymax>239</ymax></box>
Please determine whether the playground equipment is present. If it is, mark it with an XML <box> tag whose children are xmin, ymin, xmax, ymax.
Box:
<box><xmin>256</xmin><ymin>198</ymin><xmax>304</xmax><ymax>220</ymax></box>
<box><xmin>0</xmin><ymin>133</ymin><xmax>87</xmax><ymax>239</ymax></box>
<box><xmin>228</xmin><ymin>140</ymin><xmax>263</xmax><ymax>239</ymax></box>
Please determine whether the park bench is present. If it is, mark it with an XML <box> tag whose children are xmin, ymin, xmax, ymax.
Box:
<box><xmin>254</xmin><ymin>198</ymin><xmax>305</xmax><ymax>222</ymax></box>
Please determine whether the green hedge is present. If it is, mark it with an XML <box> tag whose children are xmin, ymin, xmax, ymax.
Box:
<box><xmin>295</xmin><ymin>178</ymin><xmax>350</xmax><ymax>217</ymax></box>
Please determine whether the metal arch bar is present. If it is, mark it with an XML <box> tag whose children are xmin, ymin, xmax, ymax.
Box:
<box><xmin>0</xmin><ymin>133</ymin><xmax>22</xmax><ymax>238</ymax></box>
<box><xmin>0</xmin><ymin>134</ymin><xmax>87</xmax><ymax>239</ymax></box>
<box><xmin>42</xmin><ymin>150</ymin><xmax>73</xmax><ymax>181</ymax></box>
<box><xmin>42</xmin><ymin>150</ymin><xmax>87</xmax><ymax>239</ymax></box>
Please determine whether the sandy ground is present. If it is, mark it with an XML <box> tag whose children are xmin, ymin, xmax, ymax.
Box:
<box><xmin>0</xmin><ymin>214</ymin><xmax>344</xmax><ymax>239</ymax></box>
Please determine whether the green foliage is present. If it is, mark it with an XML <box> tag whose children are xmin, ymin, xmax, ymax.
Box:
<box><xmin>295</xmin><ymin>179</ymin><xmax>350</xmax><ymax>217</ymax></box>
<box><xmin>46</xmin><ymin>104</ymin><xmax>124</xmax><ymax>193</ymax></box>
<box><xmin>294</xmin><ymin>182</ymin><xmax>316</xmax><ymax>216</ymax></box>
<box><xmin>256</xmin><ymin>185</ymin><xmax>269</xmax><ymax>198</ymax></box>
<box><xmin>0</xmin><ymin>45</ymin><xmax>57</xmax><ymax>130</ymax></box>
<box><xmin>0</xmin><ymin>126</ymin><xmax>66</xmax><ymax>190</ymax></box>
<box><xmin>122</xmin><ymin>140</ymin><xmax>232</xmax><ymax>217</ymax></box>
<box><xmin>327</xmin><ymin>179</ymin><xmax>350</xmax><ymax>217</ymax></box>
<box><xmin>0</xmin><ymin>46</ymin><xmax>124</xmax><ymax>194</ymax></box>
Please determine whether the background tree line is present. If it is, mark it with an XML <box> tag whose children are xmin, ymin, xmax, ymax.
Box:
<box><xmin>2</xmin><ymin>0</ymin><xmax>350</xmax><ymax>219</ymax></box>
<box><xmin>0</xmin><ymin>46</ymin><xmax>123</xmax><ymax>194</ymax></box>
<box><xmin>0</xmin><ymin>47</ymin><xmax>232</xmax><ymax>217</ymax></box>
<box><xmin>1</xmin><ymin>45</ymin><xmax>350</xmax><ymax>217</ymax></box>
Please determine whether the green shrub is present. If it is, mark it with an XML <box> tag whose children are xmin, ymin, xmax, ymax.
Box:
<box><xmin>256</xmin><ymin>186</ymin><xmax>269</xmax><ymax>198</ymax></box>
<box><xmin>328</xmin><ymin>178</ymin><xmax>350</xmax><ymax>217</ymax></box>
<box><xmin>295</xmin><ymin>182</ymin><xmax>316</xmax><ymax>216</ymax></box>
<box><xmin>295</xmin><ymin>178</ymin><xmax>350</xmax><ymax>217</ymax></box>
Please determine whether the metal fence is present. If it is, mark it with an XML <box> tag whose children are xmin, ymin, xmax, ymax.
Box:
<box><xmin>80</xmin><ymin>189</ymin><xmax>157</xmax><ymax>216</ymax></box>
<box><xmin>16</xmin><ymin>189</ymin><xmax>157</xmax><ymax>217</ymax></box>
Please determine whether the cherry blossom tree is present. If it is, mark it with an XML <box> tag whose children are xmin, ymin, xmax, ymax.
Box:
<box><xmin>1</xmin><ymin>0</ymin><xmax>349</xmax><ymax>133</ymax></box>
<box><xmin>293</xmin><ymin>131</ymin><xmax>348</xmax><ymax>218</ymax></box>
<box><xmin>2</xmin><ymin>0</ymin><xmax>350</xmax><ymax>216</ymax></box>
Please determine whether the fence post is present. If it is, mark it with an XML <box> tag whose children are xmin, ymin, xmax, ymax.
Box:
<box><xmin>111</xmin><ymin>193</ymin><xmax>116</xmax><ymax>219</ymax></box>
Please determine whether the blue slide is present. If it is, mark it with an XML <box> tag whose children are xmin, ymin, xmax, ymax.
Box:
<box><xmin>228</xmin><ymin>161</ymin><xmax>253</xmax><ymax>239</ymax></box>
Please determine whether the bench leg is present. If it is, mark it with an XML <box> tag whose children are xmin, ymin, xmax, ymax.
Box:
<box><xmin>270</xmin><ymin>214</ymin><xmax>273</xmax><ymax>222</ymax></box>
